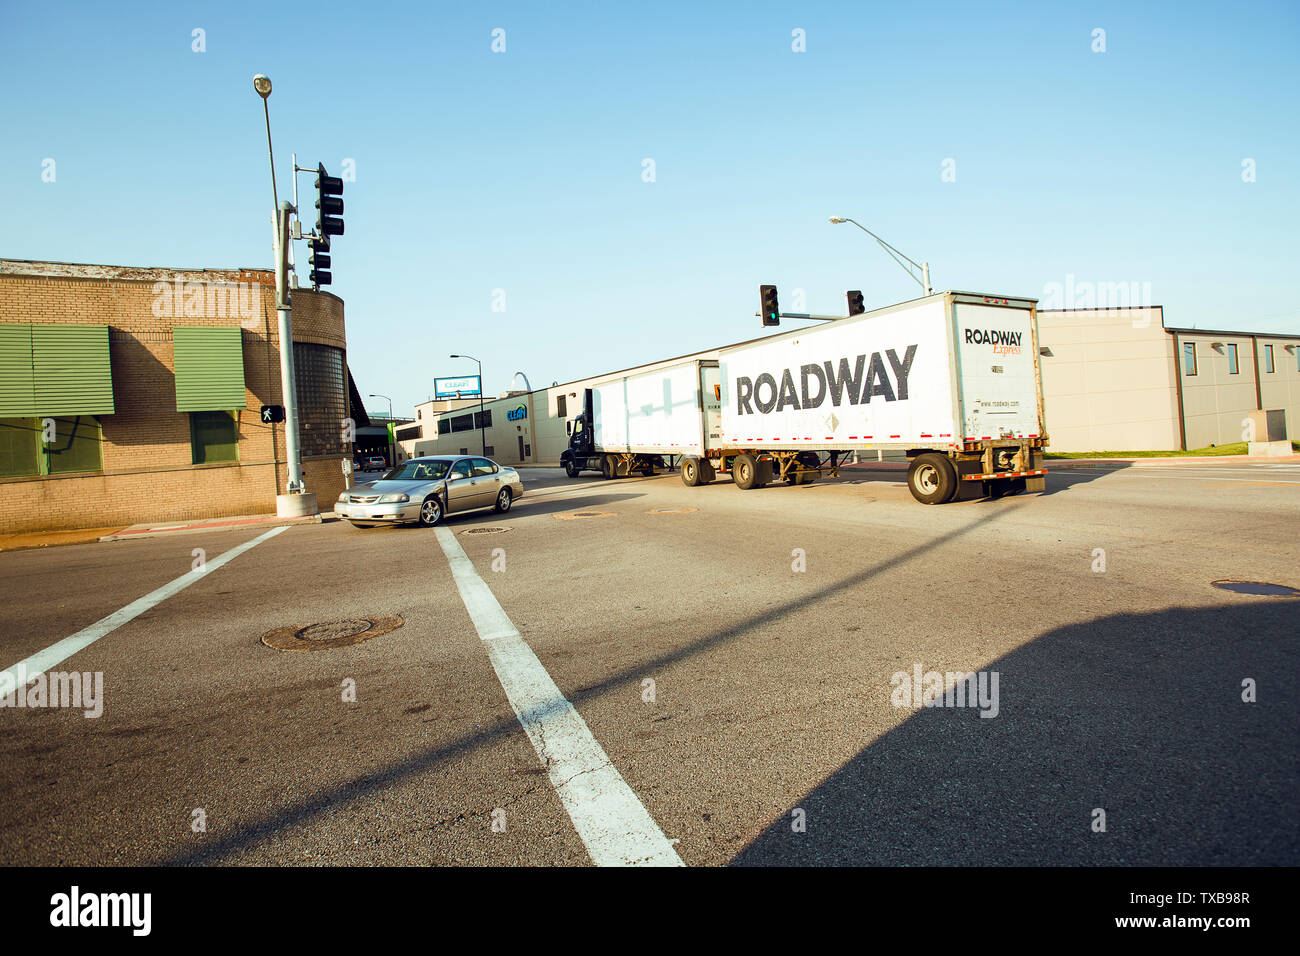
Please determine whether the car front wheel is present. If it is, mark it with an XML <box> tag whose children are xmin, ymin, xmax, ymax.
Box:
<box><xmin>419</xmin><ymin>495</ymin><xmax>444</xmax><ymax>527</ymax></box>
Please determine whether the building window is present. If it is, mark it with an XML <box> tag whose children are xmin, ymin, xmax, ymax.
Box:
<box><xmin>394</xmin><ymin>424</ymin><xmax>422</xmax><ymax>442</ymax></box>
<box><xmin>191</xmin><ymin>411</ymin><xmax>239</xmax><ymax>464</ymax></box>
<box><xmin>451</xmin><ymin>413</ymin><xmax>473</xmax><ymax>432</ymax></box>
<box><xmin>46</xmin><ymin>416</ymin><xmax>104</xmax><ymax>474</ymax></box>
<box><xmin>0</xmin><ymin>419</ymin><xmax>39</xmax><ymax>477</ymax></box>
<box><xmin>1227</xmin><ymin>344</ymin><xmax>1239</xmax><ymax>374</ymax></box>
<box><xmin>293</xmin><ymin>343</ymin><xmax>347</xmax><ymax>458</ymax></box>
<box><xmin>557</xmin><ymin>394</ymin><xmax>567</xmax><ymax>417</ymax></box>
<box><xmin>484</xmin><ymin>445</ymin><xmax>494</xmax><ymax>457</ymax></box>
<box><xmin>1183</xmin><ymin>342</ymin><xmax>1197</xmax><ymax>376</ymax></box>
<box><xmin>1264</xmin><ymin>344</ymin><xmax>1274</xmax><ymax>373</ymax></box>
<box><xmin>0</xmin><ymin>416</ymin><xmax>103</xmax><ymax>477</ymax></box>
<box><xmin>474</xmin><ymin>409</ymin><xmax>493</xmax><ymax>429</ymax></box>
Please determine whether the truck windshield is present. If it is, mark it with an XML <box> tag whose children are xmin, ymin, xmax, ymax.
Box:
<box><xmin>385</xmin><ymin>460</ymin><xmax>450</xmax><ymax>481</ymax></box>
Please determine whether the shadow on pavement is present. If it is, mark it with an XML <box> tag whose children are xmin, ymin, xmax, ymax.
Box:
<box><xmin>731</xmin><ymin>600</ymin><xmax>1299</xmax><ymax>866</ymax></box>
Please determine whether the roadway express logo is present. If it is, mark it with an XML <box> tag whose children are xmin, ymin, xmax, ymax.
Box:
<box><xmin>735</xmin><ymin>345</ymin><xmax>917</xmax><ymax>415</ymax></box>
<box><xmin>965</xmin><ymin>327</ymin><xmax>1023</xmax><ymax>356</ymax></box>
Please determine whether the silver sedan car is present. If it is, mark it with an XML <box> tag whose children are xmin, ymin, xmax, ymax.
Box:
<box><xmin>336</xmin><ymin>455</ymin><xmax>524</xmax><ymax>528</ymax></box>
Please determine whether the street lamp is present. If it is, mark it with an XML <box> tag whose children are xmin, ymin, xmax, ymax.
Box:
<box><xmin>369</xmin><ymin>393</ymin><xmax>394</xmax><ymax>466</ymax></box>
<box><xmin>449</xmin><ymin>354</ymin><xmax>487</xmax><ymax>456</ymax></box>
<box><xmin>828</xmin><ymin>217</ymin><xmax>932</xmax><ymax>295</ymax></box>
<box><xmin>254</xmin><ymin>73</ymin><xmax>310</xmax><ymax>511</ymax></box>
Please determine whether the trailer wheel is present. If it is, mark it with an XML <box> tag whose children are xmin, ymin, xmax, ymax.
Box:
<box><xmin>907</xmin><ymin>453</ymin><xmax>957</xmax><ymax>505</ymax></box>
<box><xmin>734</xmin><ymin>453</ymin><xmax>759</xmax><ymax>490</ymax></box>
<box><xmin>600</xmin><ymin>455</ymin><xmax>616</xmax><ymax>480</ymax></box>
<box><xmin>681</xmin><ymin>457</ymin><xmax>701</xmax><ymax>487</ymax></box>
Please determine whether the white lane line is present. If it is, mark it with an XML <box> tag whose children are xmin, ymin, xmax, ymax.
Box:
<box><xmin>0</xmin><ymin>526</ymin><xmax>288</xmax><ymax>696</ymax></box>
<box><xmin>433</xmin><ymin>525</ymin><xmax>683</xmax><ymax>867</ymax></box>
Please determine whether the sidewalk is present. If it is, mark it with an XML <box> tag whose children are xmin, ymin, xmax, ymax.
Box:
<box><xmin>98</xmin><ymin>512</ymin><xmax>325</xmax><ymax>542</ymax></box>
<box><xmin>1046</xmin><ymin>453</ymin><xmax>1300</xmax><ymax>468</ymax></box>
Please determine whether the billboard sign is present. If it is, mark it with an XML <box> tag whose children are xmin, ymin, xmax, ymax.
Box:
<box><xmin>434</xmin><ymin>375</ymin><xmax>482</xmax><ymax>398</ymax></box>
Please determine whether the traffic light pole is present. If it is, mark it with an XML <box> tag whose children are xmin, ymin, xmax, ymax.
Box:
<box><xmin>754</xmin><ymin>311</ymin><xmax>841</xmax><ymax>322</ymax></box>
<box><xmin>274</xmin><ymin>201</ymin><xmax>306</xmax><ymax>496</ymax></box>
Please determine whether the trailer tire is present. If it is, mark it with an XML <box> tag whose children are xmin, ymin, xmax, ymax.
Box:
<box><xmin>600</xmin><ymin>455</ymin><xmax>616</xmax><ymax>480</ymax></box>
<box><xmin>907</xmin><ymin>453</ymin><xmax>957</xmax><ymax>505</ymax></box>
<box><xmin>681</xmin><ymin>458</ymin><xmax>701</xmax><ymax>487</ymax></box>
<box><xmin>734</xmin><ymin>453</ymin><xmax>759</xmax><ymax>490</ymax></box>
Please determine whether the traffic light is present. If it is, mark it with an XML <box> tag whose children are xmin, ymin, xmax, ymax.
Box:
<box><xmin>308</xmin><ymin>237</ymin><xmax>332</xmax><ymax>288</ymax></box>
<box><xmin>846</xmin><ymin>290</ymin><xmax>865</xmax><ymax>315</ymax></box>
<box><xmin>760</xmin><ymin>285</ymin><xmax>780</xmax><ymax>326</ymax></box>
<box><xmin>315</xmin><ymin>163</ymin><xmax>344</xmax><ymax>238</ymax></box>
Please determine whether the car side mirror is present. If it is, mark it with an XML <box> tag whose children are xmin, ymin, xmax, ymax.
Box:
<box><xmin>565</xmin><ymin>420</ymin><xmax>572</xmax><ymax>436</ymax></box>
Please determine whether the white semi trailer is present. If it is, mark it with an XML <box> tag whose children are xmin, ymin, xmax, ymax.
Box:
<box><xmin>560</xmin><ymin>360</ymin><xmax>722</xmax><ymax>479</ymax></box>
<box><xmin>565</xmin><ymin>291</ymin><xmax>1049</xmax><ymax>503</ymax></box>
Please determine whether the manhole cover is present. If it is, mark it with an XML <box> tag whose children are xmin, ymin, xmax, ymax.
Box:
<box><xmin>1211</xmin><ymin>580</ymin><xmax>1300</xmax><ymax>597</ymax></box>
<box><xmin>463</xmin><ymin>527</ymin><xmax>509</xmax><ymax>535</ymax></box>
<box><xmin>645</xmin><ymin>507</ymin><xmax>698</xmax><ymax>514</ymax></box>
<box><xmin>553</xmin><ymin>510</ymin><xmax>615</xmax><ymax>520</ymax></box>
<box><xmin>261</xmin><ymin>616</ymin><xmax>404</xmax><ymax>652</ymax></box>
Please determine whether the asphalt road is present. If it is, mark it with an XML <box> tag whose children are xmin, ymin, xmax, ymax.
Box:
<box><xmin>1</xmin><ymin>459</ymin><xmax>1296</xmax><ymax>866</ymax></box>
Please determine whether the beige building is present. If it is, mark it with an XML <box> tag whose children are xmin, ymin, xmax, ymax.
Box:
<box><xmin>1</xmin><ymin>259</ymin><xmax>354</xmax><ymax>532</ymax></box>
<box><xmin>1037</xmin><ymin>306</ymin><xmax>1299</xmax><ymax>452</ymax></box>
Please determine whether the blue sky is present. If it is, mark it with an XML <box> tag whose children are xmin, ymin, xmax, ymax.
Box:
<box><xmin>3</xmin><ymin>0</ymin><xmax>1297</xmax><ymax>415</ymax></box>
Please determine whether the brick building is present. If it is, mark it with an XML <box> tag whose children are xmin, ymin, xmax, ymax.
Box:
<box><xmin>0</xmin><ymin>259</ymin><xmax>358</xmax><ymax>532</ymax></box>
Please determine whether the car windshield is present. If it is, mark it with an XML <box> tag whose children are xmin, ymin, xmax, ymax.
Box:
<box><xmin>383</xmin><ymin>460</ymin><xmax>450</xmax><ymax>481</ymax></box>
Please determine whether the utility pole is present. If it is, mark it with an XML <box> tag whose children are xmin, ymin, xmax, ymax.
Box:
<box><xmin>450</xmin><ymin>354</ymin><xmax>487</xmax><ymax>456</ymax></box>
<box><xmin>828</xmin><ymin>217</ymin><xmax>933</xmax><ymax>295</ymax></box>
<box><xmin>255</xmin><ymin>74</ymin><xmax>315</xmax><ymax>517</ymax></box>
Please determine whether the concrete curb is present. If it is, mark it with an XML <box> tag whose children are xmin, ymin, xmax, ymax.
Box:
<box><xmin>99</xmin><ymin>513</ymin><xmax>325</xmax><ymax>542</ymax></box>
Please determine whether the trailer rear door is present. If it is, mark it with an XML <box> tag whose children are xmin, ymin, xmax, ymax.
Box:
<box><xmin>952</xmin><ymin>301</ymin><xmax>1042</xmax><ymax>441</ymax></box>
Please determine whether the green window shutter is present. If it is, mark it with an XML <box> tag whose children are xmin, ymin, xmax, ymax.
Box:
<box><xmin>174</xmin><ymin>327</ymin><xmax>247</xmax><ymax>412</ymax></box>
<box><xmin>32</xmin><ymin>325</ymin><xmax>115</xmax><ymax>415</ymax></box>
<box><xmin>0</xmin><ymin>325</ymin><xmax>37</xmax><ymax>416</ymax></box>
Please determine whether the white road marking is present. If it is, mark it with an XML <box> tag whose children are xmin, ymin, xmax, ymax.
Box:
<box><xmin>433</xmin><ymin>525</ymin><xmax>683</xmax><ymax>867</ymax></box>
<box><xmin>0</xmin><ymin>526</ymin><xmax>288</xmax><ymax>696</ymax></box>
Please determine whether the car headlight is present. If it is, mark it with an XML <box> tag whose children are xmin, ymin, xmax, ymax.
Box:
<box><xmin>377</xmin><ymin>493</ymin><xmax>410</xmax><ymax>503</ymax></box>
<box><xmin>337</xmin><ymin>494</ymin><xmax>349</xmax><ymax>503</ymax></box>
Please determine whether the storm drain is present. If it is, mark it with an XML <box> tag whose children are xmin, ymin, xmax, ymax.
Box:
<box><xmin>646</xmin><ymin>507</ymin><xmax>698</xmax><ymax>515</ymax></box>
<box><xmin>462</xmin><ymin>526</ymin><xmax>509</xmax><ymax>535</ymax></box>
<box><xmin>261</xmin><ymin>616</ymin><xmax>404</xmax><ymax>652</ymax></box>
<box><xmin>1211</xmin><ymin>580</ymin><xmax>1300</xmax><ymax>597</ymax></box>
<box><xmin>553</xmin><ymin>510</ymin><xmax>615</xmax><ymax>520</ymax></box>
